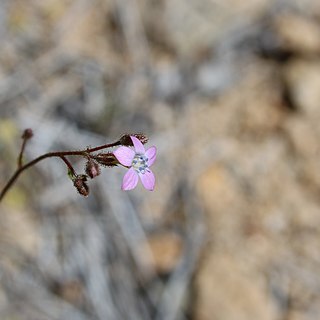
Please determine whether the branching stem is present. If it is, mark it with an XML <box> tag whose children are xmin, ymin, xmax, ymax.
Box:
<box><xmin>0</xmin><ymin>140</ymin><xmax>121</xmax><ymax>202</ymax></box>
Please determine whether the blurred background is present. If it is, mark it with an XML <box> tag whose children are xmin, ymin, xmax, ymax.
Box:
<box><xmin>1</xmin><ymin>0</ymin><xmax>320</xmax><ymax>319</ymax></box>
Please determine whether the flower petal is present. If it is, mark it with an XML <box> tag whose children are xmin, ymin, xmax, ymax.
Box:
<box><xmin>114</xmin><ymin>146</ymin><xmax>135</xmax><ymax>166</ymax></box>
<box><xmin>145</xmin><ymin>146</ymin><xmax>157</xmax><ymax>167</ymax></box>
<box><xmin>139</xmin><ymin>170</ymin><xmax>155</xmax><ymax>191</ymax></box>
<box><xmin>131</xmin><ymin>136</ymin><xmax>145</xmax><ymax>154</ymax></box>
<box><xmin>122</xmin><ymin>168</ymin><xmax>139</xmax><ymax>190</ymax></box>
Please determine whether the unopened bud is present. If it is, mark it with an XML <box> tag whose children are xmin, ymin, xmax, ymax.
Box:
<box><xmin>73</xmin><ymin>175</ymin><xmax>89</xmax><ymax>197</ymax></box>
<box><xmin>119</xmin><ymin>133</ymin><xmax>148</xmax><ymax>146</ymax></box>
<box><xmin>22</xmin><ymin>128</ymin><xmax>33</xmax><ymax>140</ymax></box>
<box><xmin>85</xmin><ymin>159</ymin><xmax>101</xmax><ymax>179</ymax></box>
<box><xmin>93</xmin><ymin>153</ymin><xmax>118</xmax><ymax>167</ymax></box>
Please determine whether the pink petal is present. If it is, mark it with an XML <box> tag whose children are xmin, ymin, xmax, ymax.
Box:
<box><xmin>114</xmin><ymin>146</ymin><xmax>135</xmax><ymax>166</ymax></box>
<box><xmin>139</xmin><ymin>170</ymin><xmax>155</xmax><ymax>191</ymax></box>
<box><xmin>131</xmin><ymin>136</ymin><xmax>145</xmax><ymax>154</ymax></box>
<box><xmin>122</xmin><ymin>167</ymin><xmax>139</xmax><ymax>190</ymax></box>
<box><xmin>145</xmin><ymin>146</ymin><xmax>157</xmax><ymax>167</ymax></box>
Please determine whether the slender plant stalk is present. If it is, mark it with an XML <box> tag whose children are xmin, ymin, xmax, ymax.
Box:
<box><xmin>59</xmin><ymin>155</ymin><xmax>76</xmax><ymax>176</ymax></box>
<box><xmin>0</xmin><ymin>140</ymin><xmax>121</xmax><ymax>202</ymax></box>
<box><xmin>17</xmin><ymin>138</ymin><xmax>28</xmax><ymax>169</ymax></box>
<box><xmin>84</xmin><ymin>141</ymin><xmax>121</xmax><ymax>153</ymax></box>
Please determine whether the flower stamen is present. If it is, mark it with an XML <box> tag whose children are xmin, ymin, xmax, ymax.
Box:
<box><xmin>132</xmin><ymin>154</ymin><xmax>148</xmax><ymax>174</ymax></box>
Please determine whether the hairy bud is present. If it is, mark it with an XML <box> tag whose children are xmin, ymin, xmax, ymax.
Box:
<box><xmin>93</xmin><ymin>153</ymin><xmax>118</xmax><ymax>167</ymax></box>
<box><xmin>85</xmin><ymin>159</ymin><xmax>101</xmax><ymax>179</ymax></box>
<box><xmin>119</xmin><ymin>133</ymin><xmax>148</xmax><ymax>146</ymax></box>
<box><xmin>22</xmin><ymin>128</ymin><xmax>33</xmax><ymax>140</ymax></box>
<box><xmin>73</xmin><ymin>175</ymin><xmax>89</xmax><ymax>197</ymax></box>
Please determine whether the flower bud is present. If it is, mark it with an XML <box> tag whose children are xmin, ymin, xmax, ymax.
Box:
<box><xmin>73</xmin><ymin>175</ymin><xmax>89</xmax><ymax>197</ymax></box>
<box><xmin>85</xmin><ymin>159</ymin><xmax>101</xmax><ymax>179</ymax></box>
<box><xmin>93</xmin><ymin>153</ymin><xmax>118</xmax><ymax>167</ymax></box>
<box><xmin>22</xmin><ymin>128</ymin><xmax>33</xmax><ymax>140</ymax></box>
<box><xmin>119</xmin><ymin>133</ymin><xmax>148</xmax><ymax>146</ymax></box>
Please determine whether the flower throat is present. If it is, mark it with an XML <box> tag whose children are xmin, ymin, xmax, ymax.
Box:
<box><xmin>132</xmin><ymin>154</ymin><xmax>148</xmax><ymax>174</ymax></box>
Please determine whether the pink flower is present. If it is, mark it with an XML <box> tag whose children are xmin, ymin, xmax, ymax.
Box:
<box><xmin>114</xmin><ymin>136</ymin><xmax>157</xmax><ymax>191</ymax></box>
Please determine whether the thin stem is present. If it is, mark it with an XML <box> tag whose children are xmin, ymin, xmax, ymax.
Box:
<box><xmin>0</xmin><ymin>139</ymin><xmax>121</xmax><ymax>202</ymax></box>
<box><xmin>59</xmin><ymin>155</ymin><xmax>76</xmax><ymax>176</ymax></box>
<box><xmin>18</xmin><ymin>138</ymin><xmax>28</xmax><ymax>168</ymax></box>
<box><xmin>18</xmin><ymin>128</ymin><xmax>34</xmax><ymax>168</ymax></box>
<box><xmin>1</xmin><ymin>152</ymin><xmax>78</xmax><ymax>202</ymax></box>
<box><xmin>85</xmin><ymin>141</ymin><xmax>121</xmax><ymax>153</ymax></box>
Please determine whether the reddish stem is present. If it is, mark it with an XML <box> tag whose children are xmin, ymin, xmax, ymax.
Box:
<box><xmin>18</xmin><ymin>138</ymin><xmax>28</xmax><ymax>168</ymax></box>
<box><xmin>0</xmin><ymin>140</ymin><xmax>121</xmax><ymax>202</ymax></box>
<box><xmin>85</xmin><ymin>141</ymin><xmax>121</xmax><ymax>153</ymax></box>
<box><xmin>59</xmin><ymin>155</ymin><xmax>76</xmax><ymax>176</ymax></box>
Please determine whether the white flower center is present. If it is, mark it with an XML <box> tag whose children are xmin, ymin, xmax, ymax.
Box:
<box><xmin>132</xmin><ymin>154</ymin><xmax>149</xmax><ymax>174</ymax></box>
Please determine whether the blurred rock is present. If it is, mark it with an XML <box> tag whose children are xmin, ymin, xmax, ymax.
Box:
<box><xmin>141</xmin><ymin>231</ymin><xmax>183</xmax><ymax>274</ymax></box>
<box><xmin>284</xmin><ymin>59</ymin><xmax>320</xmax><ymax>116</ymax></box>
<box><xmin>196</xmin><ymin>57</ymin><xmax>235</xmax><ymax>95</ymax></box>
<box><xmin>165</xmin><ymin>0</ymin><xmax>270</xmax><ymax>57</ymax></box>
<box><xmin>282</xmin><ymin>89</ymin><xmax>320</xmax><ymax>189</ymax></box>
<box><xmin>195</xmin><ymin>253</ymin><xmax>276</xmax><ymax>320</ymax></box>
<box><xmin>0</xmin><ymin>208</ymin><xmax>39</xmax><ymax>258</ymax></box>
<box><xmin>196</xmin><ymin>163</ymin><xmax>246</xmax><ymax>244</ymax></box>
<box><xmin>52</xmin><ymin>279</ymin><xmax>85</xmax><ymax>307</ymax></box>
<box><xmin>153</xmin><ymin>58</ymin><xmax>183</xmax><ymax>101</ymax></box>
<box><xmin>274</xmin><ymin>13</ymin><xmax>320</xmax><ymax>54</ymax></box>
<box><xmin>57</xmin><ymin>1</ymin><xmax>123</xmax><ymax>67</ymax></box>
<box><xmin>285</xmin><ymin>116</ymin><xmax>318</xmax><ymax>157</ymax></box>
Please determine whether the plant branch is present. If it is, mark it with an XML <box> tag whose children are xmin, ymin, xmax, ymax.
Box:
<box><xmin>85</xmin><ymin>141</ymin><xmax>121</xmax><ymax>153</ymax></box>
<box><xmin>18</xmin><ymin>128</ymin><xmax>34</xmax><ymax>169</ymax></box>
<box><xmin>59</xmin><ymin>155</ymin><xmax>76</xmax><ymax>176</ymax></box>
<box><xmin>18</xmin><ymin>138</ymin><xmax>27</xmax><ymax>169</ymax></box>
<box><xmin>0</xmin><ymin>140</ymin><xmax>121</xmax><ymax>202</ymax></box>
